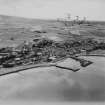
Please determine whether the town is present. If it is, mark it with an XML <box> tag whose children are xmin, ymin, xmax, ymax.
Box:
<box><xmin>0</xmin><ymin>36</ymin><xmax>105</xmax><ymax>69</ymax></box>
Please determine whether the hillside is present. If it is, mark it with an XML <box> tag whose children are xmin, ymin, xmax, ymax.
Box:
<box><xmin>0</xmin><ymin>15</ymin><xmax>105</xmax><ymax>48</ymax></box>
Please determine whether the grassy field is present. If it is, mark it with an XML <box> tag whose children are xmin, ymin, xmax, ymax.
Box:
<box><xmin>0</xmin><ymin>15</ymin><xmax>105</xmax><ymax>48</ymax></box>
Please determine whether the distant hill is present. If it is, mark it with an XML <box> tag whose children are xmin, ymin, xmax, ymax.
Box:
<box><xmin>0</xmin><ymin>15</ymin><xmax>63</xmax><ymax>48</ymax></box>
<box><xmin>0</xmin><ymin>14</ymin><xmax>105</xmax><ymax>48</ymax></box>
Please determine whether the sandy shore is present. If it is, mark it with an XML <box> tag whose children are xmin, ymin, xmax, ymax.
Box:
<box><xmin>0</xmin><ymin>58</ymin><xmax>81</xmax><ymax>76</ymax></box>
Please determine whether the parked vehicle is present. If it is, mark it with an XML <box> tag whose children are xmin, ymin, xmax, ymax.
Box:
<box><xmin>2</xmin><ymin>61</ymin><xmax>15</xmax><ymax>68</ymax></box>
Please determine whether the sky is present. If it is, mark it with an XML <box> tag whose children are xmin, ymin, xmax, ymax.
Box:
<box><xmin>0</xmin><ymin>0</ymin><xmax>104</xmax><ymax>21</ymax></box>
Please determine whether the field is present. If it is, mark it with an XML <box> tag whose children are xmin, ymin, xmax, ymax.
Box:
<box><xmin>0</xmin><ymin>15</ymin><xmax>105</xmax><ymax>48</ymax></box>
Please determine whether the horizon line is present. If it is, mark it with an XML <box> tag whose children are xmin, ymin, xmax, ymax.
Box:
<box><xmin>0</xmin><ymin>13</ymin><xmax>105</xmax><ymax>22</ymax></box>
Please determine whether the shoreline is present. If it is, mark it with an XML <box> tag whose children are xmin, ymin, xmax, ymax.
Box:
<box><xmin>0</xmin><ymin>62</ymin><xmax>56</xmax><ymax>76</ymax></box>
<box><xmin>78</xmin><ymin>54</ymin><xmax>105</xmax><ymax>57</ymax></box>
<box><xmin>0</xmin><ymin>54</ymin><xmax>103</xmax><ymax>76</ymax></box>
<box><xmin>0</xmin><ymin>56</ymin><xmax>80</xmax><ymax>76</ymax></box>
